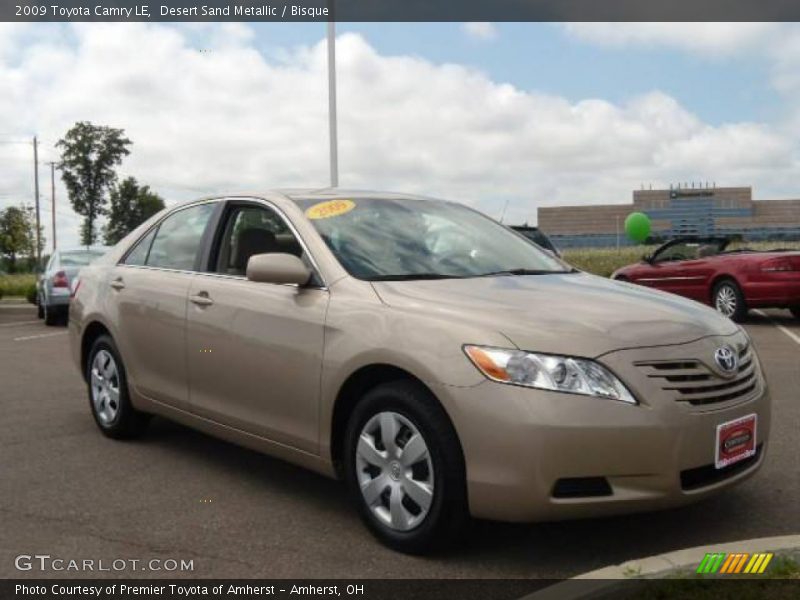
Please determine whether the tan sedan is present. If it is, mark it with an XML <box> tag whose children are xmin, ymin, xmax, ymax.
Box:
<box><xmin>69</xmin><ymin>190</ymin><xmax>770</xmax><ymax>553</ymax></box>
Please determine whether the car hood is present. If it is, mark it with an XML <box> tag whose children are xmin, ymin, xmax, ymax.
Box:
<box><xmin>371</xmin><ymin>272</ymin><xmax>738</xmax><ymax>358</ymax></box>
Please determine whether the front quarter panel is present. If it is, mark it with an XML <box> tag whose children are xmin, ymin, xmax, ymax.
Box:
<box><xmin>317</xmin><ymin>277</ymin><xmax>512</xmax><ymax>461</ymax></box>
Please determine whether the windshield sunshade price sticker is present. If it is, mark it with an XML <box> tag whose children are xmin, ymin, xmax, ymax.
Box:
<box><xmin>305</xmin><ymin>199</ymin><xmax>356</xmax><ymax>219</ymax></box>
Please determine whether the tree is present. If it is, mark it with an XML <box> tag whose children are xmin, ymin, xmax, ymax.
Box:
<box><xmin>0</xmin><ymin>205</ymin><xmax>43</xmax><ymax>273</ymax></box>
<box><xmin>104</xmin><ymin>177</ymin><xmax>166</xmax><ymax>245</ymax></box>
<box><xmin>56</xmin><ymin>122</ymin><xmax>132</xmax><ymax>246</ymax></box>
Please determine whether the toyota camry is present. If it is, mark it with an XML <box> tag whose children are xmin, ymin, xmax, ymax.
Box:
<box><xmin>69</xmin><ymin>190</ymin><xmax>770</xmax><ymax>553</ymax></box>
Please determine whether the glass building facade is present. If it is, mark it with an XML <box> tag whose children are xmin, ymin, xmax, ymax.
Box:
<box><xmin>537</xmin><ymin>187</ymin><xmax>800</xmax><ymax>248</ymax></box>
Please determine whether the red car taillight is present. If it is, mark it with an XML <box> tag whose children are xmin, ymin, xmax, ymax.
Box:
<box><xmin>760</xmin><ymin>258</ymin><xmax>795</xmax><ymax>272</ymax></box>
<box><xmin>52</xmin><ymin>271</ymin><xmax>70</xmax><ymax>287</ymax></box>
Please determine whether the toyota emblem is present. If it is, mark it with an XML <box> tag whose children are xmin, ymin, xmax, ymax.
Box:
<box><xmin>714</xmin><ymin>345</ymin><xmax>738</xmax><ymax>374</ymax></box>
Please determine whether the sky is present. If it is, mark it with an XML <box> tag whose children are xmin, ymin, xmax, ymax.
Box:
<box><xmin>1</xmin><ymin>21</ymin><xmax>800</xmax><ymax>249</ymax></box>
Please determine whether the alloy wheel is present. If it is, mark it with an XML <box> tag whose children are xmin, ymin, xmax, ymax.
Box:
<box><xmin>355</xmin><ymin>411</ymin><xmax>434</xmax><ymax>532</ymax></box>
<box><xmin>90</xmin><ymin>349</ymin><xmax>121</xmax><ymax>425</ymax></box>
<box><xmin>715</xmin><ymin>285</ymin><xmax>737</xmax><ymax>318</ymax></box>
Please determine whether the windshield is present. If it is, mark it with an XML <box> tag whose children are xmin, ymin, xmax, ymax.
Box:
<box><xmin>515</xmin><ymin>228</ymin><xmax>556</xmax><ymax>252</ymax></box>
<box><xmin>293</xmin><ymin>197</ymin><xmax>571</xmax><ymax>281</ymax></box>
<box><xmin>60</xmin><ymin>250</ymin><xmax>104</xmax><ymax>267</ymax></box>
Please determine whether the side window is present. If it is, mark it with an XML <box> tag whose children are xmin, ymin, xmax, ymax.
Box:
<box><xmin>146</xmin><ymin>203</ymin><xmax>215</xmax><ymax>271</ymax></box>
<box><xmin>215</xmin><ymin>205</ymin><xmax>303</xmax><ymax>276</ymax></box>
<box><xmin>655</xmin><ymin>243</ymin><xmax>698</xmax><ymax>263</ymax></box>
<box><xmin>123</xmin><ymin>228</ymin><xmax>157</xmax><ymax>266</ymax></box>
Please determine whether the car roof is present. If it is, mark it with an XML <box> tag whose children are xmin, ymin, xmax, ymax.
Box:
<box><xmin>277</xmin><ymin>188</ymin><xmax>438</xmax><ymax>202</ymax></box>
<box><xmin>59</xmin><ymin>247</ymin><xmax>109</xmax><ymax>253</ymax></box>
<box><xmin>174</xmin><ymin>189</ymin><xmax>440</xmax><ymax>207</ymax></box>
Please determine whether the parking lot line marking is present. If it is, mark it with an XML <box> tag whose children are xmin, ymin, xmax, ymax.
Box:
<box><xmin>13</xmin><ymin>331</ymin><xmax>68</xmax><ymax>342</ymax></box>
<box><xmin>0</xmin><ymin>320</ymin><xmax>40</xmax><ymax>328</ymax></box>
<box><xmin>754</xmin><ymin>310</ymin><xmax>800</xmax><ymax>346</ymax></box>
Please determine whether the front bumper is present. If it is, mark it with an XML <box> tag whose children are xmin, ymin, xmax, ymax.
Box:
<box><xmin>436</xmin><ymin>331</ymin><xmax>771</xmax><ymax>522</ymax></box>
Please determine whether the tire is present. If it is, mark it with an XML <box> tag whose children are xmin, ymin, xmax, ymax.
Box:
<box><xmin>713</xmin><ymin>279</ymin><xmax>748</xmax><ymax>322</ymax></box>
<box><xmin>791</xmin><ymin>306</ymin><xmax>800</xmax><ymax>319</ymax></box>
<box><xmin>43</xmin><ymin>303</ymin><xmax>59</xmax><ymax>326</ymax></box>
<box><xmin>86</xmin><ymin>334</ymin><xmax>150</xmax><ymax>439</ymax></box>
<box><xmin>37</xmin><ymin>303</ymin><xmax>44</xmax><ymax>319</ymax></box>
<box><xmin>343</xmin><ymin>380</ymin><xmax>468</xmax><ymax>554</ymax></box>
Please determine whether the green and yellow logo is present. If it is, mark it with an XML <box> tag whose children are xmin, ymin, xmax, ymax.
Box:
<box><xmin>697</xmin><ymin>552</ymin><xmax>773</xmax><ymax>575</ymax></box>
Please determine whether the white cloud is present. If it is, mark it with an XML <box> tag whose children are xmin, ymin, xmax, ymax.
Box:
<box><xmin>0</xmin><ymin>23</ymin><xmax>797</xmax><ymax>247</ymax></box>
<box><xmin>462</xmin><ymin>22</ymin><xmax>497</xmax><ymax>41</ymax></box>
<box><xmin>563</xmin><ymin>23</ymin><xmax>779</xmax><ymax>57</ymax></box>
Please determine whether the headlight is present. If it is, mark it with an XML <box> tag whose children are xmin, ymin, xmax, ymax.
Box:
<box><xmin>464</xmin><ymin>345</ymin><xmax>637</xmax><ymax>404</ymax></box>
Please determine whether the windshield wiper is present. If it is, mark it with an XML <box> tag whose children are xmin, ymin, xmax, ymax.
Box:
<box><xmin>478</xmin><ymin>268</ymin><xmax>575</xmax><ymax>277</ymax></box>
<box><xmin>367</xmin><ymin>273</ymin><xmax>466</xmax><ymax>281</ymax></box>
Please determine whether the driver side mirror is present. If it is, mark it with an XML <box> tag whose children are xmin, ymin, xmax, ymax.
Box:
<box><xmin>246</xmin><ymin>253</ymin><xmax>311</xmax><ymax>286</ymax></box>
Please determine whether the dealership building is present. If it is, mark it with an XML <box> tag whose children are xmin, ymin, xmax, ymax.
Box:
<box><xmin>537</xmin><ymin>186</ymin><xmax>800</xmax><ymax>248</ymax></box>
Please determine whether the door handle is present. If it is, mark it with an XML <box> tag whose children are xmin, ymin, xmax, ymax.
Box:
<box><xmin>189</xmin><ymin>293</ymin><xmax>214</xmax><ymax>307</ymax></box>
<box><xmin>110</xmin><ymin>278</ymin><xmax>125</xmax><ymax>291</ymax></box>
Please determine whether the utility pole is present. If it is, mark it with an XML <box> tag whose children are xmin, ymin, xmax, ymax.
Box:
<box><xmin>32</xmin><ymin>136</ymin><xmax>41</xmax><ymax>270</ymax></box>
<box><xmin>327</xmin><ymin>20</ymin><xmax>339</xmax><ymax>188</ymax></box>
<box><xmin>48</xmin><ymin>162</ymin><xmax>57</xmax><ymax>252</ymax></box>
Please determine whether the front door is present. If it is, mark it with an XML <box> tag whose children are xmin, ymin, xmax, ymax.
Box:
<box><xmin>185</xmin><ymin>202</ymin><xmax>329</xmax><ymax>453</ymax></box>
<box><xmin>110</xmin><ymin>201</ymin><xmax>218</xmax><ymax>411</ymax></box>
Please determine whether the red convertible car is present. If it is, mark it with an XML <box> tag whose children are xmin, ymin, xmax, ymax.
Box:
<box><xmin>612</xmin><ymin>237</ymin><xmax>800</xmax><ymax>322</ymax></box>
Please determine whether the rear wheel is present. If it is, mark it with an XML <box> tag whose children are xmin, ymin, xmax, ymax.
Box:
<box><xmin>713</xmin><ymin>279</ymin><xmax>747</xmax><ymax>322</ymax></box>
<box><xmin>344</xmin><ymin>380</ymin><xmax>467</xmax><ymax>554</ymax></box>
<box><xmin>86</xmin><ymin>334</ymin><xmax>150</xmax><ymax>439</ymax></box>
<box><xmin>791</xmin><ymin>306</ymin><xmax>800</xmax><ymax>319</ymax></box>
<box><xmin>43</xmin><ymin>303</ymin><xmax>59</xmax><ymax>326</ymax></box>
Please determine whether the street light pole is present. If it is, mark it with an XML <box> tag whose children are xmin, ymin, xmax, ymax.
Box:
<box><xmin>327</xmin><ymin>20</ymin><xmax>339</xmax><ymax>188</ymax></box>
<box><xmin>48</xmin><ymin>162</ymin><xmax>57</xmax><ymax>252</ymax></box>
<box><xmin>32</xmin><ymin>136</ymin><xmax>41</xmax><ymax>270</ymax></box>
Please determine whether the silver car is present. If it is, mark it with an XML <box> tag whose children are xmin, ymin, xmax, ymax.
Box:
<box><xmin>38</xmin><ymin>248</ymin><xmax>107</xmax><ymax>325</ymax></box>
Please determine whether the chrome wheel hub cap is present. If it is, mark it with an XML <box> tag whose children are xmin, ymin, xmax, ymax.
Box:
<box><xmin>355</xmin><ymin>411</ymin><xmax>434</xmax><ymax>532</ymax></box>
<box><xmin>90</xmin><ymin>350</ymin><xmax>120</xmax><ymax>425</ymax></box>
<box><xmin>716</xmin><ymin>286</ymin><xmax>737</xmax><ymax>317</ymax></box>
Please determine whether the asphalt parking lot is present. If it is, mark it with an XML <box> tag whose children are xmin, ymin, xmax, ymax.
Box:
<box><xmin>1</xmin><ymin>304</ymin><xmax>798</xmax><ymax>579</ymax></box>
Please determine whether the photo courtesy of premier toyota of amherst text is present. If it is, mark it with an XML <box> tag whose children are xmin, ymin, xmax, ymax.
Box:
<box><xmin>1</xmin><ymin>2</ymin><xmax>799</xmax><ymax>600</ymax></box>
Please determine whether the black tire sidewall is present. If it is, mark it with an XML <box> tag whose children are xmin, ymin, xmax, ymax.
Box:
<box><xmin>343</xmin><ymin>381</ymin><xmax>467</xmax><ymax>554</ymax></box>
<box><xmin>43</xmin><ymin>304</ymin><xmax>58</xmax><ymax>326</ymax></box>
<box><xmin>713</xmin><ymin>280</ymin><xmax>747</xmax><ymax>322</ymax></box>
<box><xmin>86</xmin><ymin>335</ymin><xmax>144</xmax><ymax>438</ymax></box>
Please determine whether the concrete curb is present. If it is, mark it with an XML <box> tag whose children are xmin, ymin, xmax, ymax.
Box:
<box><xmin>524</xmin><ymin>534</ymin><xmax>800</xmax><ymax>600</ymax></box>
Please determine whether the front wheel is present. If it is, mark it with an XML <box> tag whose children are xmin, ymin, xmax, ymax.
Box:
<box><xmin>86</xmin><ymin>335</ymin><xmax>150</xmax><ymax>439</ymax></box>
<box><xmin>791</xmin><ymin>306</ymin><xmax>800</xmax><ymax>319</ymax></box>
<box><xmin>713</xmin><ymin>280</ymin><xmax>747</xmax><ymax>322</ymax></box>
<box><xmin>344</xmin><ymin>380</ymin><xmax>468</xmax><ymax>554</ymax></box>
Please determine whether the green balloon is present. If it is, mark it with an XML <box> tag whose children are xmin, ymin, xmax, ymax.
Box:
<box><xmin>625</xmin><ymin>212</ymin><xmax>651</xmax><ymax>243</ymax></box>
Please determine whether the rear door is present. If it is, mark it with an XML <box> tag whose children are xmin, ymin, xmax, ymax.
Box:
<box><xmin>185</xmin><ymin>200</ymin><xmax>329</xmax><ymax>453</ymax></box>
<box><xmin>108</xmin><ymin>201</ymin><xmax>219</xmax><ymax>411</ymax></box>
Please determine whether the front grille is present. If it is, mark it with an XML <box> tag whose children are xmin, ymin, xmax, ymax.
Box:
<box><xmin>636</xmin><ymin>344</ymin><xmax>758</xmax><ymax>406</ymax></box>
<box><xmin>680</xmin><ymin>444</ymin><xmax>763</xmax><ymax>491</ymax></box>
